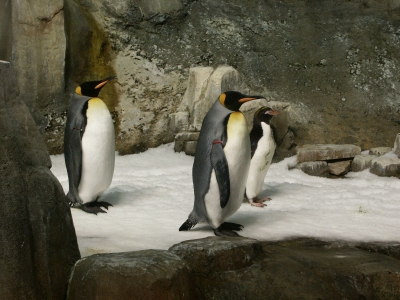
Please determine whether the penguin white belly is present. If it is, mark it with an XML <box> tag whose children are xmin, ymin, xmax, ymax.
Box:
<box><xmin>246</xmin><ymin>123</ymin><xmax>275</xmax><ymax>199</ymax></box>
<box><xmin>205</xmin><ymin>112</ymin><xmax>250</xmax><ymax>228</ymax></box>
<box><xmin>78</xmin><ymin>98</ymin><xmax>115</xmax><ymax>203</ymax></box>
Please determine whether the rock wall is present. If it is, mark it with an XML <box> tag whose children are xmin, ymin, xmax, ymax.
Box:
<box><xmin>7</xmin><ymin>0</ymin><xmax>400</xmax><ymax>155</ymax></box>
<box><xmin>57</xmin><ymin>0</ymin><xmax>400</xmax><ymax>156</ymax></box>
<box><xmin>0</xmin><ymin>62</ymin><xmax>80</xmax><ymax>299</ymax></box>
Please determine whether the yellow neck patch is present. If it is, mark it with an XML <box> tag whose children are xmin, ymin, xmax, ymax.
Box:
<box><xmin>219</xmin><ymin>93</ymin><xmax>226</xmax><ymax>106</ymax></box>
<box><xmin>75</xmin><ymin>86</ymin><xmax>82</xmax><ymax>95</ymax></box>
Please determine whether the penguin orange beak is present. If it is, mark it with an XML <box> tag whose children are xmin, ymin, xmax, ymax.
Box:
<box><xmin>238</xmin><ymin>97</ymin><xmax>265</xmax><ymax>103</ymax></box>
<box><xmin>266</xmin><ymin>110</ymin><xmax>279</xmax><ymax>115</ymax></box>
<box><xmin>95</xmin><ymin>76</ymin><xmax>117</xmax><ymax>89</ymax></box>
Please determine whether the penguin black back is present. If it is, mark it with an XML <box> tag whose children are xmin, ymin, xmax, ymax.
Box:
<box><xmin>250</xmin><ymin>107</ymin><xmax>279</xmax><ymax>157</ymax></box>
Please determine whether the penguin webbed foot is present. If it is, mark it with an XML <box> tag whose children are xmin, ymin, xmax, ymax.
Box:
<box><xmin>81</xmin><ymin>200</ymin><xmax>113</xmax><ymax>215</ymax></box>
<box><xmin>214</xmin><ymin>222</ymin><xmax>244</xmax><ymax>237</ymax></box>
<box><xmin>249</xmin><ymin>197</ymin><xmax>271</xmax><ymax>207</ymax></box>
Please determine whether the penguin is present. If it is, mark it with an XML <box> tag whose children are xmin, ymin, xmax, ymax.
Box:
<box><xmin>179</xmin><ymin>91</ymin><xmax>265</xmax><ymax>236</ymax></box>
<box><xmin>64</xmin><ymin>76</ymin><xmax>116</xmax><ymax>214</ymax></box>
<box><xmin>245</xmin><ymin>107</ymin><xmax>279</xmax><ymax>207</ymax></box>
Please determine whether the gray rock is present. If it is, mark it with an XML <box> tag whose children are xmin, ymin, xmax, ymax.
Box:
<box><xmin>66</xmin><ymin>250</ymin><xmax>195</xmax><ymax>300</ymax></box>
<box><xmin>328</xmin><ymin>159</ymin><xmax>352</xmax><ymax>176</ymax></box>
<box><xmin>295</xmin><ymin>161</ymin><xmax>330</xmax><ymax>177</ymax></box>
<box><xmin>184</xmin><ymin>141</ymin><xmax>197</xmax><ymax>156</ymax></box>
<box><xmin>351</xmin><ymin>154</ymin><xmax>376</xmax><ymax>172</ymax></box>
<box><xmin>0</xmin><ymin>62</ymin><xmax>80</xmax><ymax>299</ymax></box>
<box><xmin>169</xmin><ymin>237</ymin><xmax>262</xmax><ymax>275</ymax></box>
<box><xmin>394</xmin><ymin>133</ymin><xmax>400</xmax><ymax>158</ymax></box>
<box><xmin>369</xmin><ymin>147</ymin><xmax>392</xmax><ymax>157</ymax></box>
<box><xmin>297</xmin><ymin>144</ymin><xmax>361</xmax><ymax>163</ymax></box>
<box><xmin>175</xmin><ymin>131</ymin><xmax>200</xmax><ymax>142</ymax></box>
<box><xmin>370</xmin><ymin>156</ymin><xmax>400</xmax><ymax>178</ymax></box>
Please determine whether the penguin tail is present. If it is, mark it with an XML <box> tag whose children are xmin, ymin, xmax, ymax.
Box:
<box><xmin>179</xmin><ymin>216</ymin><xmax>198</xmax><ymax>231</ymax></box>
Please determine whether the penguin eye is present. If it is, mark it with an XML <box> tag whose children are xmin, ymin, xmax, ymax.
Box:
<box><xmin>219</xmin><ymin>94</ymin><xmax>226</xmax><ymax>106</ymax></box>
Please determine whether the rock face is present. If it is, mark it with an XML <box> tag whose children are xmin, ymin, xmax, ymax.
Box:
<box><xmin>0</xmin><ymin>63</ymin><xmax>80</xmax><ymax>299</ymax></box>
<box><xmin>67</xmin><ymin>250</ymin><xmax>195</xmax><ymax>300</ymax></box>
<box><xmin>34</xmin><ymin>0</ymin><xmax>399</xmax><ymax>156</ymax></box>
<box><xmin>328</xmin><ymin>159</ymin><xmax>352</xmax><ymax>176</ymax></box>
<box><xmin>65</xmin><ymin>237</ymin><xmax>400</xmax><ymax>300</ymax></box>
<box><xmin>11</xmin><ymin>0</ymin><xmax>67</xmax><ymax>152</ymax></box>
<box><xmin>295</xmin><ymin>161</ymin><xmax>330</xmax><ymax>177</ymax></box>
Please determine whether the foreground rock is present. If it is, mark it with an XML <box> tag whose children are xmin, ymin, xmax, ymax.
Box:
<box><xmin>66</xmin><ymin>237</ymin><xmax>400</xmax><ymax>300</ymax></box>
<box><xmin>67</xmin><ymin>250</ymin><xmax>195</xmax><ymax>300</ymax></box>
<box><xmin>0</xmin><ymin>62</ymin><xmax>80</xmax><ymax>299</ymax></box>
<box><xmin>351</xmin><ymin>154</ymin><xmax>377</xmax><ymax>172</ymax></box>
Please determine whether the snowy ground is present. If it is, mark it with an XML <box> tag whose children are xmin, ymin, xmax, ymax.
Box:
<box><xmin>51</xmin><ymin>144</ymin><xmax>400</xmax><ymax>257</ymax></box>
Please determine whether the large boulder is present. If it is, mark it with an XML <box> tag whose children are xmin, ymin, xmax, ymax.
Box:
<box><xmin>66</xmin><ymin>250</ymin><xmax>195</xmax><ymax>300</ymax></box>
<box><xmin>0</xmin><ymin>63</ymin><xmax>80</xmax><ymax>299</ymax></box>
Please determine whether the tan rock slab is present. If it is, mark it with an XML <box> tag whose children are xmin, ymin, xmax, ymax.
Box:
<box><xmin>297</xmin><ymin>144</ymin><xmax>361</xmax><ymax>163</ymax></box>
<box><xmin>351</xmin><ymin>154</ymin><xmax>376</xmax><ymax>172</ymax></box>
<box><xmin>328</xmin><ymin>160</ymin><xmax>352</xmax><ymax>176</ymax></box>
<box><xmin>370</xmin><ymin>157</ymin><xmax>400</xmax><ymax>178</ymax></box>
<box><xmin>369</xmin><ymin>147</ymin><xmax>392</xmax><ymax>157</ymax></box>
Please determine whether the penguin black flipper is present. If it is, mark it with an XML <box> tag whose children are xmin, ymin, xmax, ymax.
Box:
<box><xmin>210</xmin><ymin>141</ymin><xmax>230</xmax><ymax>208</ymax></box>
<box><xmin>64</xmin><ymin>95</ymin><xmax>90</xmax><ymax>206</ymax></box>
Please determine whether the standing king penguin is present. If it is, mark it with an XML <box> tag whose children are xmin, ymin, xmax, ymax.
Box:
<box><xmin>245</xmin><ymin>107</ymin><xmax>279</xmax><ymax>207</ymax></box>
<box><xmin>179</xmin><ymin>91</ymin><xmax>265</xmax><ymax>236</ymax></box>
<box><xmin>64</xmin><ymin>76</ymin><xmax>116</xmax><ymax>214</ymax></box>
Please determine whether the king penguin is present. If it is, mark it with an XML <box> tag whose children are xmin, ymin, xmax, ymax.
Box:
<box><xmin>245</xmin><ymin>107</ymin><xmax>279</xmax><ymax>207</ymax></box>
<box><xmin>64</xmin><ymin>76</ymin><xmax>116</xmax><ymax>214</ymax></box>
<box><xmin>179</xmin><ymin>91</ymin><xmax>265</xmax><ymax>236</ymax></box>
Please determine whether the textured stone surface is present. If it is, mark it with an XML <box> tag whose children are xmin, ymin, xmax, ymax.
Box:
<box><xmin>370</xmin><ymin>156</ymin><xmax>400</xmax><ymax>178</ymax></box>
<box><xmin>12</xmin><ymin>0</ymin><xmax>66</xmax><ymax>152</ymax></box>
<box><xmin>0</xmin><ymin>62</ymin><xmax>80</xmax><ymax>300</ymax></box>
<box><xmin>328</xmin><ymin>159</ymin><xmax>352</xmax><ymax>176</ymax></box>
<box><xmin>59</xmin><ymin>0</ymin><xmax>400</xmax><ymax>156</ymax></box>
<box><xmin>351</xmin><ymin>154</ymin><xmax>377</xmax><ymax>172</ymax></box>
<box><xmin>169</xmin><ymin>237</ymin><xmax>262</xmax><ymax>274</ymax></box>
<box><xmin>295</xmin><ymin>161</ymin><xmax>330</xmax><ymax>177</ymax></box>
<box><xmin>66</xmin><ymin>250</ymin><xmax>195</xmax><ymax>300</ymax></box>
<box><xmin>297</xmin><ymin>144</ymin><xmax>361</xmax><ymax>163</ymax></box>
<box><xmin>65</xmin><ymin>237</ymin><xmax>400</xmax><ymax>300</ymax></box>
<box><xmin>394</xmin><ymin>133</ymin><xmax>400</xmax><ymax>158</ymax></box>
<box><xmin>369</xmin><ymin>147</ymin><xmax>393</xmax><ymax>157</ymax></box>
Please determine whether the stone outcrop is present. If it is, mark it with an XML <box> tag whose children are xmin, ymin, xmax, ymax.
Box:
<box><xmin>65</xmin><ymin>237</ymin><xmax>400</xmax><ymax>300</ymax></box>
<box><xmin>170</xmin><ymin>66</ymin><xmax>298</xmax><ymax>159</ymax></box>
<box><xmin>328</xmin><ymin>159</ymin><xmax>352</xmax><ymax>176</ymax></box>
<box><xmin>295</xmin><ymin>161</ymin><xmax>330</xmax><ymax>177</ymax></box>
<box><xmin>0</xmin><ymin>62</ymin><xmax>80</xmax><ymax>299</ymax></box>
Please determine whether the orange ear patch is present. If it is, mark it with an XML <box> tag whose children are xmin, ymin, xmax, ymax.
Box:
<box><xmin>219</xmin><ymin>93</ymin><xmax>226</xmax><ymax>106</ymax></box>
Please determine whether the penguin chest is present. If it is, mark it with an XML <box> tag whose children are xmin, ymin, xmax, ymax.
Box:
<box><xmin>78</xmin><ymin>98</ymin><xmax>115</xmax><ymax>203</ymax></box>
<box><xmin>205</xmin><ymin>112</ymin><xmax>250</xmax><ymax>228</ymax></box>
<box><xmin>246</xmin><ymin>123</ymin><xmax>275</xmax><ymax>198</ymax></box>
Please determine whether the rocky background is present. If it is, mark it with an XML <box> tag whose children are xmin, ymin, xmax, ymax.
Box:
<box><xmin>4</xmin><ymin>0</ymin><xmax>399</xmax><ymax>156</ymax></box>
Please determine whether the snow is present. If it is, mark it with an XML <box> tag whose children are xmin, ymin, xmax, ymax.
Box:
<box><xmin>50</xmin><ymin>144</ymin><xmax>400</xmax><ymax>257</ymax></box>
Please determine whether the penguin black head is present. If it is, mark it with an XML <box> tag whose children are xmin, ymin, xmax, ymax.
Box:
<box><xmin>75</xmin><ymin>76</ymin><xmax>117</xmax><ymax>97</ymax></box>
<box><xmin>253</xmin><ymin>107</ymin><xmax>279</xmax><ymax>125</ymax></box>
<box><xmin>219</xmin><ymin>91</ymin><xmax>265</xmax><ymax>111</ymax></box>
